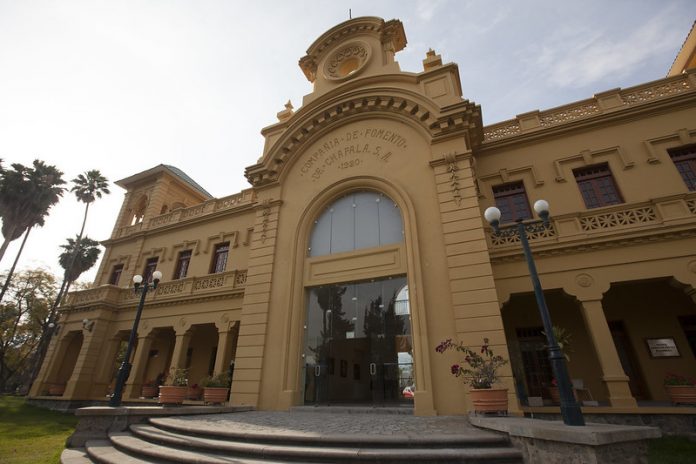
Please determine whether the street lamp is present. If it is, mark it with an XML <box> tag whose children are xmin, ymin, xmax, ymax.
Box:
<box><xmin>109</xmin><ymin>270</ymin><xmax>162</xmax><ymax>407</ymax></box>
<box><xmin>484</xmin><ymin>200</ymin><xmax>585</xmax><ymax>426</ymax></box>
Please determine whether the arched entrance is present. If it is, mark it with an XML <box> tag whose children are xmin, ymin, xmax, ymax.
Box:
<box><xmin>301</xmin><ymin>190</ymin><xmax>413</xmax><ymax>405</ymax></box>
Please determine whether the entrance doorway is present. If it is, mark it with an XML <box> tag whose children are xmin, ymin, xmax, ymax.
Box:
<box><xmin>303</xmin><ymin>276</ymin><xmax>413</xmax><ymax>405</ymax></box>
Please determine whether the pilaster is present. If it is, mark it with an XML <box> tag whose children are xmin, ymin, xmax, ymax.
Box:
<box><xmin>230</xmin><ymin>199</ymin><xmax>279</xmax><ymax>407</ymax></box>
<box><xmin>64</xmin><ymin>319</ymin><xmax>110</xmax><ymax>399</ymax></box>
<box><xmin>432</xmin><ymin>154</ymin><xmax>519</xmax><ymax>414</ymax></box>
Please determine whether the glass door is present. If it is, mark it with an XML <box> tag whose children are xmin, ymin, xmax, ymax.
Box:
<box><xmin>303</xmin><ymin>276</ymin><xmax>412</xmax><ymax>405</ymax></box>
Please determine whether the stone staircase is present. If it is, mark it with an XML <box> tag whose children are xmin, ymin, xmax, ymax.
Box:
<box><xmin>61</xmin><ymin>410</ymin><xmax>524</xmax><ymax>463</ymax></box>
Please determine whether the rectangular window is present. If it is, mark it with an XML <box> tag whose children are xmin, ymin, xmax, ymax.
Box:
<box><xmin>108</xmin><ymin>264</ymin><xmax>123</xmax><ymax>286</ymax></box>
<box><xmin>492</xmin><ymin>181</ymin><xmax>532</xmax><ymax>224</ymax></box>
<box><xmin>573</xmin><ymin>163</ymin><xmax>623</xmax><ymax>209</ymax></box>
<box><xmin>173</xmin><ymin>250</ymin><xmax>192</xmax><ymax>280</ymax></box>
<box><xmin>210</xmin><ymin>242</ymin><xmax>230</xmax><ymax>274</ymax></box>
<box><xmin>143</xmin><ymin>257</ymin><xmax>159</xmax><ymax>283</ymax></box>
<box><xmin>668</xmin><ymin>144</ymin><xmax>696</xmax><ymax>191</ymax></box>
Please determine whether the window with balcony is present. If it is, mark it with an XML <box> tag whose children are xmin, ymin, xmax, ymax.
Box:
<box><xmin>492</xmin><ymin>181</ymin><xmax>532</xmax><ymax>224</ymax></box>
<box><xmin>174</xmin><ymin>250</ymin><xmax>192</xmax><ymax>280</ymax></box>
<box><xmin>143</xmin><ymin>257</ymin><xmax>159</xmax><ymax>283</ymax></box>
<box><xmin>668</xmin><ymin>144</ymin><xmax>696</xmax><ymax>191</ymax></box>
<box><xmin>573</xmin><ymin>163</ymin><xmax>623</xmax><ymax>209</ymax></box>
<box><xmin>210</xmin><ymin>242</ymin><xmax>229</xmax><ymax>274</ymax></box>
<box><xmin>108</xmin><ymin>264</ymin><xmax>124</xmax><ymax>286</ymax></box>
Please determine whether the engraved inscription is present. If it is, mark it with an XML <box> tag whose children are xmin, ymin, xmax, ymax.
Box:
<box><xmin>300</xmin><ymin>128</ymin><xmax>408</xmax><ymax>181</ymax></box>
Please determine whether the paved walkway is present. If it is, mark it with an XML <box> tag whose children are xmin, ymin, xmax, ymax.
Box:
<box><xmin>152</xmin><ymin>409</ymin><xmax>495</xmax><ymax>438</ymax></box>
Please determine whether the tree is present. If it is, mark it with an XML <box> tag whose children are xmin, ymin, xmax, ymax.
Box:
<box><xmin>0</xmin><ymin>160</ymin><xmax>66</xmax><ymax>264</ymax></box>
<box><xmin>48</xmin><ymin>170</ymin><xmax>109</xmax><ymax>319</ymax></box>
<box><xmin>0</xmin><ymin>269</ymin><xmax>58</xmax><ymax>392</ymax></box>
<box><xmin>58</xmin><ymin>236</ymin><xmax>101</xmax><ymax>292</ymax></box>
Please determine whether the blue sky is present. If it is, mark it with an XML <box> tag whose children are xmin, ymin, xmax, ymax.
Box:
<box><xmin>0</xmin><ymin>0</ymin><xmax>694</xmax><ymax>282</ymax></box>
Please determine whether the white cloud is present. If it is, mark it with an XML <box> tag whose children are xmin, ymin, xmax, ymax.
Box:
<box><xmin>533</xmin><ymin>10</ymin><xmax>684</xmax><ymax>88</ymax></box>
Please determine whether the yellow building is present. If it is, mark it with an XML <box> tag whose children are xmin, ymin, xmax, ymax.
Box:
<box><xmin>30</xmin><ymin>17</ymin><xmax>696</xmax><ymax>418</ymax></box>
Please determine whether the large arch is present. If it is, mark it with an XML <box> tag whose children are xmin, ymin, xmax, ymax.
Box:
<box><xmin>278</xmin><ymin>175</ymin><xmax>436</xmax><ymax>414</ymax></box>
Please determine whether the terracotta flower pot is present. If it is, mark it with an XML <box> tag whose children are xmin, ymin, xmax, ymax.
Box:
<box><xmin>158</xmin><ymin>385</ymin><xmax>187</xmax><ymax>404</ymax></box>
<box><xmin>141</xmin><ymin>385</ymin><xmax>158</xmax><ymax>398</ymax></box>
<box><xmin>469</xmin><ymin>388</ymin><xmax>508</xmax><ymax>414</ymax></box>
<box><xmin>666</xmin><ymin>385</ymin><xmax>696</xmax><ymax>405</ymax></box>
<box><xmin>203</xmin><ymin>387</ymin><xmax>230</xmax><ymax>404</ymax></box>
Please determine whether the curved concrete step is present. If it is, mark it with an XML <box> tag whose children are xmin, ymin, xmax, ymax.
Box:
<box><xmin>60</xmin><ymin>448</ymin><xmax>93</xmax><ymax>464</ymax></box>
<box><xmin>109</xmin><ymin>432</ymin><xmax>295</xmax><ymax>463</ymax></box>
<box><xmin>149</xmin><ymin>416</ymin><xmax>509</xmax><ymax>447</ymax></box>
<box><xmin>85</xmin><ymin>439</ymin><xmax>160</xmax><ymax>464</ymax></box>
<box><xmin>127</xmin><ymin>423</ymin><xmax>522</xmax><ymax>463</ymax></box>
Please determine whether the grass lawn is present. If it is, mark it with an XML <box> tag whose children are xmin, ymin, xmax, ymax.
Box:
<box><xmin>0</xmin><ymin>395</ymin><xmax>77</xmax><ymax>464</ymax></box>
<box><xmin>648</xmin><ymin>435</ymin><xmax>696</xmax><ymax>464</ymax></box>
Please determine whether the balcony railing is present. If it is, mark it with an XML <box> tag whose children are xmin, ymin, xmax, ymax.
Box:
<box><xmin>64</xmin><ymin>269</ymin><xmax>247</xmax><ymax>309</ymax></box>
<box><xmin>488</xmin><ymin>192</ymin><xmax>696</xmax><ymax>252</ymax></box>
<box><xmin>483</xmin><ymin>71</ymin><xmax>696</xmax><ymax>142</ymax></box>
<box><xmin>115</xmin><ymin>189</ymin><xmax>255</xmax><ymax>238</ymax></box>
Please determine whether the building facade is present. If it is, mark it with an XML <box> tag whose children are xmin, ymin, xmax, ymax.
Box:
<box><xmin>30</xmin><ymin>17</ymin><xmax>696</xmax><ymax>417</ymax></box>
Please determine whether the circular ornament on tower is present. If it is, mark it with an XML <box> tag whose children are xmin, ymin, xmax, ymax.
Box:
<box><xmin>323</xmin><ymin>41</ymin><xmax>371</xmax><ymax>81</ymax></box>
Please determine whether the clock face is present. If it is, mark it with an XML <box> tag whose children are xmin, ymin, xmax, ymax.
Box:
<box><xmin>323</xmin><ymin>41</ymin><xmax>371</xmax><ymax>81</ymax></box>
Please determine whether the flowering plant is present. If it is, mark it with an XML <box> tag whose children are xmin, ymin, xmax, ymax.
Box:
<box><xmin>664</xmin><ymin>373</ymin><xmax>696</xmax><ymax>386</ymax></box>
<box><xmin>435</xmin><ymin>338</ymin><xmax>508</xmax><ymax>389</ymax></box>
<box><xmin>166</xmin><ymin>367</ymin><xmax>189</xmax><ymax>387</ymax></box>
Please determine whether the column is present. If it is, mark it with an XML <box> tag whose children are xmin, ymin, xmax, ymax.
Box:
<box><xmin>123</xmin><ymin>334</ymin><xmax>154</xmax><ymax>399</ymax></box>
<box><xmin>64</xmin><ymin>321</ymin><xmax>110</xmax><ymax>399</ymax></box>
<box><xmin>93</xmin><ymin>336</ymin><xmax>123</xmax><ymax>396</ymax></box>
<box><xmin>170</xmin><ymin>329</ymin><xmax>192</xmax><ymax>370</ymax></box>
<box><xmin>579</xmin><ymin>297</ymin><xmax>637</xmax><ymax>407</ymax></box>
<box><xmin>213</xmin><ymin>322</ymin><xmax>238</xmax><ymax>375</ymax></box>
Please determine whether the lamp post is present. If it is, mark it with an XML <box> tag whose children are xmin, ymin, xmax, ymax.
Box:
<box><xmin>109</xmin><ymin>270</ymin><xmax>162</xmax><ymax>407</ymax></box>
<box><xmin>484</xmin><ymin>200</ymin><xmax>585</xmax><ymax>426</ymax></box>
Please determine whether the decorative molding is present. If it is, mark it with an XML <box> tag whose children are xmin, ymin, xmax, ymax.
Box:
<box><xmin>478</xmin><ymin>165</ymin><xmax>545</xmax><ymax>199</ymax></box>
<box><xmin>443</xmin><ymin>152</ymin><xmax>463</xmax><ymax>206</ymax></box>
<box><xmin>260</xmin><ymin>199</ymin><xmax>272</xmax><ymax>243</ymax></box>
<box><xmin>168</xmin><ymin>240</ymin><xmax>200</xmax><ymax>261</ymax></box>
<box><xmin>482</xmin><ymin>71</ymin><xmax>695</xmax><ymax>143</ymax></box>
<box><xmin>204</xmin><ymin>231</ymin><xmax>240</xmax><ymax>254</ymax></box>
<box><xmin>575</xmin><ymin>273</ymin><xmax>595</xmax><ymax>288</ymax></box>
<box><xmin>553</xmin><ymin>146</ymin><xmax>633</xmax><ymax>183</ymax></box>
<box><xmin>641</xmin><ymin>128</ymin><xmax>696</xmax><ymax>165</ymax></box>
<box><xmin>245</xmin><ymin>94</ymin><xmax>482</xmax><ymax>186</ymax></box>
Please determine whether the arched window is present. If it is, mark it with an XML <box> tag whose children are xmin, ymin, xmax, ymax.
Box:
<box><xmin>130</xmin><ymin>195</ymin><xmax>148</xmax><ymax>225</ymax></box>
<box><xmin>308</xmin><ymin>191</ymin><xmax>403</xmax><ymax>257</ymax></box>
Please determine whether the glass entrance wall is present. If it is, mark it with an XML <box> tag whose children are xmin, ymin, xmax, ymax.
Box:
<box><xmin>303</xmin><ymin>276</ymin><xmax>413</xmax><ymax>405</ymax></box>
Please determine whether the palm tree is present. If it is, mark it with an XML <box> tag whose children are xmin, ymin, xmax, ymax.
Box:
<box><xmin>0</xmin><ymin>161</ymin><xmax>65</xmax><ymax>304</ymax></box>
<box><xmin>0</xmin><ymin>161</ymin><xmax>65</xmax><ymax>263</ymax></box>
<box><xmin>48</xmin><ymin>170</ymin><xmax>110</xmax><ymax>312</ymax></box>
<box><xmin>71</xmin><ymin>170</ymin><xmax>110</xmax><ymax>243</ymax></box>
<box><xmin>58</xmin><ymin>236</ymin><xmax>101</xmax><ymax>292</ymax></box>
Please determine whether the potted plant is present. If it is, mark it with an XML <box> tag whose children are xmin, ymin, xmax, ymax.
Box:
<box><xmin>664</xmin><ymin>373</ymin><xmax>696</xmax><ymax>405</ymax></box>
<box><xmin>158</xmin><ymin>367</ymin><xmax>188</xmax><ymax>405</ymax></box>
<box><xmin>435</xmin><ymin>337</ymin><xmax>509</xmax><ymax>414</ymax></box>
<box><xmin>187</xmin><ymin>383</ymin><xmax>202</xmax><ymax>400</ymax></box>
<box><xmin>200</xmin><ymin>372</ymin><xmax>231</xmax><ymax>404</ymax></box>
<box><xmin>141</xmin><ymin>379</ymin><xmax>158</xmax><ymax>398</ymax></box>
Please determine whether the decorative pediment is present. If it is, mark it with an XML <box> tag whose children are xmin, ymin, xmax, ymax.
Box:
<box><xmin>245</xmin><ymin>91</ymin><xmax>482</xmax><ymax>186</ymax></box>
